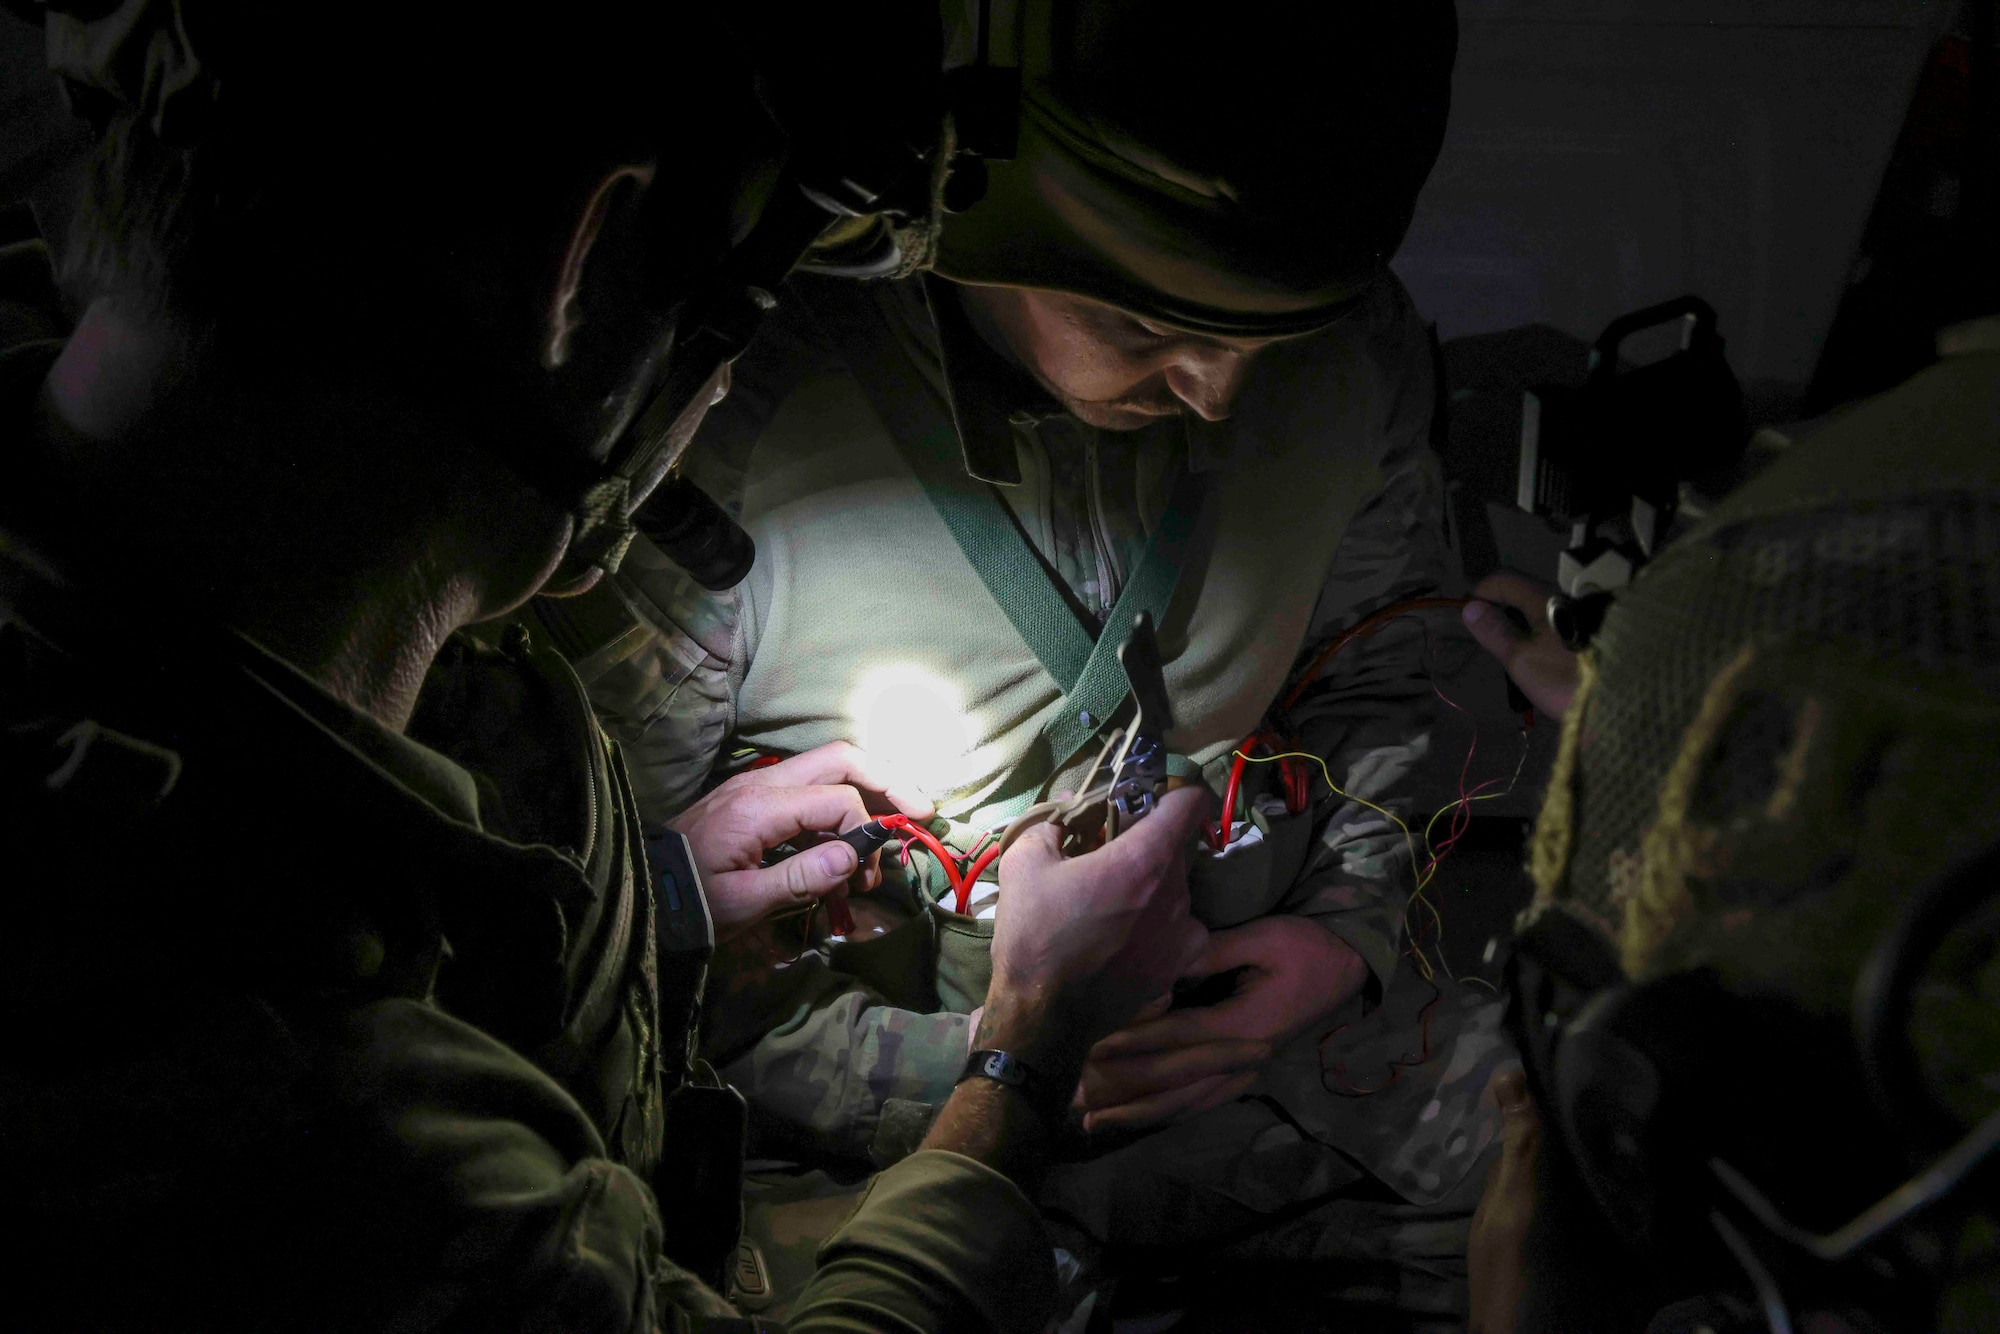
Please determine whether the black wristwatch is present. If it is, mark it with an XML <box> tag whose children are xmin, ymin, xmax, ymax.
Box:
<box><xmin>958</xmin><ymin>1048</ymin><xmax>1066</xmax><ymax>1125</ymax></box>
<box><xmin>960</xmin><ymin>1047</ymin><xmax>1039</xmax><ymax>1092</ymax></box>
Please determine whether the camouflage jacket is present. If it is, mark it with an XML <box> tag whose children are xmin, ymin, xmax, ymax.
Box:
<box><xmin>544</xmin><ymin>271</ymin><xmax>1497</xmax><ymax>1203</ymax></box>
<box><xmin>0</xmin><ymin>255</ymin><xmax>1056</xmax><ymax>1332</ymax></box>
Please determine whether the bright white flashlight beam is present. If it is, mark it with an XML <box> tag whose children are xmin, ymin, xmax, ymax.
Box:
<box><xmin>846</xmin><ymin>662</ymin><xmax>975</xmax><ymax>798</ymax></box>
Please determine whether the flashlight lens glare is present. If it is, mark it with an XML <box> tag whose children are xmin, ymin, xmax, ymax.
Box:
<box><xmin>848</xmin><ymin>663</ymin><xmax>972</xmax><ymax>797</ymax></box>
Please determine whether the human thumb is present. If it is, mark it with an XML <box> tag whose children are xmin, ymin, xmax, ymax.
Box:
<box><xmin>999</xmin><ymin>819</ymin><xmax>1064</xmax><ymax>880</ymax></box>
<box><xmin>756</xmin><ymin>840</ymin><xmax>857</xmax><ymax>912</ymax></box>
<box><xmin>1463</xmin><ymin>600</ymin><xmax>1519</xmax><ymax>666</ymax></box>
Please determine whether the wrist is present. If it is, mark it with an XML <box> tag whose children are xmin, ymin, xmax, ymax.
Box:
<box><xmin>923</xmin><ymin>1074</ymin><xmax>1054</xmax><ymax>1189</ymax></box>
<box><xmin>974</xmin><ymin>985</ymin><xmax>1089</xmax><ymax>1083</ymax></box>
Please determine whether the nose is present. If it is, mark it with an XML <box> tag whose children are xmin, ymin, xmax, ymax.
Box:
<box><xmin>1161</xmin><ymin>344</ymin><xmax>1254</xmax><ymax>422</ymax></box>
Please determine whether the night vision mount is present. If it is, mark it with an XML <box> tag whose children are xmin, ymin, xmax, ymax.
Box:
<box><xmin>615</xmin><ymin>0</ymin><xmax>1023</xmax><ymax>590</ymax></box>
<box><xmin>1514</xmin><ymin>296</ymin><xmax>1748</xmax><ymax>647</ymax></box>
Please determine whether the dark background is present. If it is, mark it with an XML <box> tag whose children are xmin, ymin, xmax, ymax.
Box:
<box><xmin>5</xmin><ymin>0</ymin><xmax>1995</xmax><ymax>976</ymax></box>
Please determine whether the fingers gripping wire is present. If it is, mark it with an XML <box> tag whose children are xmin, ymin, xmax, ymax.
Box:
<box><xmin>803</xmin><ymin>598</ymin><xmax>1526</xmax><ymax>923</ymax></box>
<box><xmin>961</xmin><ymin>725</ymin><xmax>1128</xmax><ymax>903</ymax></box>
<box><xmin>835</xmin><ymin>727</ymin><xmax>1131</xmax><ymax>918</ymax></box>
<box><xmin>788</xmin><ymin>731</ymin><xmax>1129</xmax><ymax>924</ymax></box>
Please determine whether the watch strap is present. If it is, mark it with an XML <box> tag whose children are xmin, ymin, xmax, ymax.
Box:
<box><xmin>961</xmin><ymin>1048</ymin><xmax>1040</xmax><ymax>1095</ymax></box>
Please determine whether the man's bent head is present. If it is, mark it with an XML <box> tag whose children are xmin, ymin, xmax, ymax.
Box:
<box><xmin>957</xmin><ymin>283</ymin><xmax>1294</xmax><ymax>430</ymax></box>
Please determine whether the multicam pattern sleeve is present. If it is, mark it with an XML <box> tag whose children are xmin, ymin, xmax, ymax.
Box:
<box><xmin>1267</xmin><ymin>338</ymin><xmax>1455</xmax><ymax>996</ymax></box>
<box><xmin>558</xmin><ymin>300</ymin><xmax>834</xmax><ymax>824</ymax></box>
<box><xmin>700</xmin><ymin>916</ymin><xmax>973</xmax><ymax>1168</ymax></box>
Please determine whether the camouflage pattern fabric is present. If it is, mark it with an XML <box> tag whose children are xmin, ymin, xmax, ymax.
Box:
<box><xmin>0</xmin><ymin>236</ymin><xmax>1064</xmax><ymax>1331</ymax></box>
<box><xmin>549</xmin><ymin>269</ymin><xmax>1515</xmax><ymax>1324</ymax></box>
<box><xmin>568</xmin><ymin>266</ymin><xmax>1488</xmax><ymax>1210</ymax></box>
<box><xmin>1523</xmin><ymin>323</ymin><xmax>2000</xmax><ymax>1330</ymax></box>
<box><xmin>730</xmin><ymin>977</ymin><xmax>1509</xmax><ymax>1327</ymax></box>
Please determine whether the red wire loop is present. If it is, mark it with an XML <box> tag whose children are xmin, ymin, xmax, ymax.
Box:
<box><xmin>963</xmin><ymin>842</ymin><xmax>1003</xmax><ymax>893</ymax></box>
<box><xmin>878</xmin><ymin>814</ymin><xmax>972</xmax><ymax>914</ymax></box>
<box><xmin>1208</xmin><ymin>597</ymin><xmax>1473</xmax><ymax>850</ymax></box>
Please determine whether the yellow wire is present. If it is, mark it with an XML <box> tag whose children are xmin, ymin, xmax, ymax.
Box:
<box><xmin>1416</xmin><ymin>741</ymin><xmax>1530</xmax><ymax>892</ymax></box>
<box><xmin>1237</xmin><ymin>730</ymin><xmax>1529</xmax><ymax>987</ymax></box>
<box><xmin>1233</xmin><ymin>750</ymin><xmax>1418</xmax><ymax>887</ymax></box>
<box><xmin>1232</xmin><ymin>750</ymin><xmax>1443</xmax><ymax>980</ymax></box>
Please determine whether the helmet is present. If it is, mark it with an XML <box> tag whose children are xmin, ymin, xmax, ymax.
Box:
<box><xmin>16</xmin><ymin>0</ymin><xmax>958</xmax><ymax>584</ymax></box>
<box><xmin>1511</xmin><ymin>328</ymin><xmax>2000</xmax><ymax>1331</ymax></box>
<box><xmin>931</xmin><ymin>0</ymin><xmax>1458</xmax><ymax>337</ymax></box>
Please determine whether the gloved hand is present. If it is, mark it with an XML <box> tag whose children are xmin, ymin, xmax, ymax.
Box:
<box><xmin>669</xmin><ymin>741</ymin><xmax>932</xmax><ymax>940</ymax></box>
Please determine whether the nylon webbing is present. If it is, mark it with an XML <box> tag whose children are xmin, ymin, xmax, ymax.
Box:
<box><xmin>1015</xmin><ymin>464</ymin><xmax>1201</xmax><ymax>785</ymax></box>
<box><xmin>894</xmin><ymin>421</ymin><xmax>1097</xmax><ymax>693</ymax></box>
<box><xmin>794</xmin><ymin>278</ymin><xmax>1206</xmax><ymax>812</ymax></box>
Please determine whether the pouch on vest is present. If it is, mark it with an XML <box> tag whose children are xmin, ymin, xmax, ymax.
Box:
<box><xmin>929</xmin><ymin>904</ymin><xmax>995</xmax><ymax>1013</ymax></box>
<box><xmin>825</xmin><ymin>904</ymin><xmax>939</xmax><ymax>1012</ymax></box>
<box><xmin>824</xmin><ymin>885</ymin><xmax>992</xmax><ymax>1014</ymax></box>
<box><xmin>657</xmin><ymin>1067</ymin><xmax>749</xmax><ymax>1296</ymax></box>
<box><xmin>1189</xmin><ymin>794</ymin><xmax>1316</xmax><ymax>928</ymax></box>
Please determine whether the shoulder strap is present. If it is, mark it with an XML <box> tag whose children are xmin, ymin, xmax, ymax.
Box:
<box><xmin>794</xmin><ymin>278</ymin><xmax>1098</xmax><ymax>689</ymax></box>
<box><xmin>895</xmin><ymin>417</ymin><xmax>1099</xmax><ymax>692</ymax></box>
<box><xmin>1000</xmin><ymin>464</ymin><xmax>1201</xmax><ymax>806</ymax></box>
<box><xmin>792</xmin><ymin>277</ymin><xmax>1205</xmax><ymax>809</ymax></box>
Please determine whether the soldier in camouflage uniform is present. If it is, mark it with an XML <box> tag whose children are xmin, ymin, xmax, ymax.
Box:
<box><xmin>1461</xmin><ymin>315</ymin><xmax>2000</xmax><ymax>1332</ymax></box>
<box><xmin>1</xmin><ymin>5</ymin><xmax>1225</xmax><ymax>1330</ymax></box>
<box><xmin>546</xmin><ymin>1</ymin><xmax>1515</xmax><ymax>1324</ymax></box>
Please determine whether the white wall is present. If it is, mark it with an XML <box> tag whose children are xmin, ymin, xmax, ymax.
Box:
<box><xmin>1395</xmin><ymin>1</ymin><xmax>1953</xmax><ymax>397</ymax></box>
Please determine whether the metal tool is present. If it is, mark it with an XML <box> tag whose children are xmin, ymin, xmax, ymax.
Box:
<box><xmin>1107</xmin><ymin>611</ymin><xmax>1175</xmax><ymax>837</ymax></box>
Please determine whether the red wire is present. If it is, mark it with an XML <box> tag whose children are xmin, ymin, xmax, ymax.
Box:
<box><xmin>1278</xmin><ymin>597</ymin><xmax>1471</xmax><ymax>714</ymax></box>
<box><xmin>878</xmin><ymin>813</ymin><xmax>970</xmax><ymax>913</ymax></box>
<box><xmin>963</xmin><ymin>842</ymin><xmax>1002</xmax><ymax>892</ymax></box>
<box><xmin>827</xmin><ymin>894</ymin><xmax>855</xmax><ymax>937</ymax></box>
<box><xmin>1319</xmin><ymin>983</ymin><xmax>1446</xmax><ymax>1097</ymax></box>
<box><xmin>1211</xmin><ymin>728</ymin><xmax>1295</xmax><ymax>851</ymax></box>
<box><xmin>1212</xmin><ymin>747</ymin><xmax>1252</xmax><ymax>851</ymax></box>
<box><xmin>1207</xmin><ymin>598</ymin><xmax>1472</xmax><ymax>849</ymax></box>
<box><xmin>1284</xmin><ymin>757</ymin><xmax>1311</xmax><ymax>813</ymax></box>
<box><xmin>740</xmin><ymin>752</ymin><xmax>980</xmax><ymax>918</ymax></box>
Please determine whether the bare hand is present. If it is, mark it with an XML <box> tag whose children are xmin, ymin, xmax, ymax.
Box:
<box><xmin>1468</xmin><ymin>1068</ymin><xmax>1541</xmax><ymax>1334</ymax></box>
<box><xmin>982</xmin><ymin>786</ymin><xmax>1214</xmax><ymax>1069</ymax></box>
<box><xmin>1462</xmin><ymin>571</ymin><xmax>1580</xmax><ymax>720</ymax></box>
<box><xmin>669</xmin><ymin>742</ymin><xmax>933</xmax><ymax>940</ymax></box>
<box><xmin>1077</xmin><ymin>914</ymin><xmax>1367</xmax><ymax>1131</ymax></box>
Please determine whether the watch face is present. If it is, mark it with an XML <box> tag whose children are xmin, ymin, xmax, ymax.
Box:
<box><xmin>974</xmin><ymin>1051</ymin><xmax>1027</xmax><ymax>1086</ymax></box>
